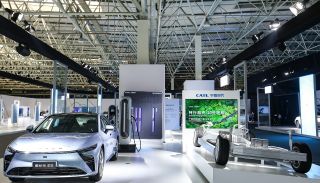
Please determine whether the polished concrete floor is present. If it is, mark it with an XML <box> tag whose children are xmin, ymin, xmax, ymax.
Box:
<box><xmin>0</xmin><ymin>138</ymin><xmax>208</xmax><ymax>183</ymax></box>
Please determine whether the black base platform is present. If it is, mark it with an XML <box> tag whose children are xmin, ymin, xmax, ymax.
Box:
<box><xmin>119</xmin><ymin>144</ymin><xmax>136</xmax><ymax>153</ymax></box>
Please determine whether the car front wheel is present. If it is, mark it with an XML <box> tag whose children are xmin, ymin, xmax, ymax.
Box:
<box><xmin>89</xmin><ymin>148</ymin><xmax>104</xmax><ymax>182</ymax></box>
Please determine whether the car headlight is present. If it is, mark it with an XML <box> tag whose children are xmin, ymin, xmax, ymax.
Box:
<box><xmin>77</xmin><ymin>144</ymin><xmax>97</xmax><ymax>153</ymax></box>
<box><xmin>6</xmin><ymin>146</ymin><xmax>17</xmax><ymax>154</ymax></box>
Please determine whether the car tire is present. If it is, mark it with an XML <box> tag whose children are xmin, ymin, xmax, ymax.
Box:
<box><xmin>291</xmin><ymin>143</ymin><xmax>312</xmax><ymax>173</ymax></box>
<box><xmin>110</xmin><ymin>140</ymin><xmax>119</xmax><ymax>161</ymax></box>
<box><xmin>9</xmin><ymin>178</ymin><xmax>25</xmax><ymax>182</ymax></box>
<box><xmin>89</xmin><ymin>148</ymin><xmax>104</xmax><ymax>182</ymax></box>
<box><xmin>214</xmin><ymin>135</ymin><xmax>230</xmax><ymax>165</ymax></box>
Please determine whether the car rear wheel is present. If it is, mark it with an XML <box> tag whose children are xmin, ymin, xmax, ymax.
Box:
<box><xmin>9</xmin><ymin>177</ymin><xmax>25</xmax><ymax>182</ymax></box>
<box><xmin>291</xmin><ymin>143</ymin><xmax>312</xmax><ymax>173</ymax></box>
<box><xmin>110</xmin><ymin>140</ymin><xmax>119</xmax><ymax>161</ymax></box>
<box><xmin>214</xmin><ymin>135</ymin><xmax>230</xmax><ymax>165</ymax></box>
<box><xmin>89</xmin><ymin>148</ymin><xmax>104</xmax><ymax>182</ymax></box>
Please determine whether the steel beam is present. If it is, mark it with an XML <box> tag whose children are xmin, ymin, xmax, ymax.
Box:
<box><xmin>204</xmin><ymin>1</ymin><xmax>320</xmax><ymax>79</ymax></box>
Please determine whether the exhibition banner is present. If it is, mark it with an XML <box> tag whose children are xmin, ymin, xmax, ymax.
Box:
<box><xmin>182</xmin><ymin>90</ymin><xmax>240</xmax><ymax>129</ymax></box>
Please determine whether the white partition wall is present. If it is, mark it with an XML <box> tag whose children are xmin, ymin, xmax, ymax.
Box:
<box><xmin>299</xmin><ymin>74</ymin><xmax>317</xmax><ymax>136</ymax></box>
<box><xmin>182</xmin><ymin>90</ymin><xmax>240</xmax><ymax>153</ymax></box>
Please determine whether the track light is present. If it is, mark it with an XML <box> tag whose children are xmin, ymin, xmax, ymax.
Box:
<box><xmin>23</xmin><ymin>20</ymin><xmax>35</xmax><ymax>32</ymax></box>
<box><xmin>15</xmin><ymin>43</ymin><xmax>31</xmax><ymax>57</ymax></box>
<box><xmin>277</xmin><ymin>42</ymin><xmax>286</xmax><ymax>52</ymax></box>
<box><xmin>290</xmin><ymin>0</ymin><xmax>309</xmax><ymax>16</ymax></box>
<box><xmin>269</xmin><ymin>18</ymin><xmax>280</xmax><ymax>31</ymax></box>
<box><xmin>4</xmin><ymin>8</ymin><xmax>23</xmax><ymax>22</ymax></box>
<box><xmin>252</xmin><ymin>32</ymin><xmax>264</xmax><ymax>43</ymax></box>
<box><xmin>203</xmin><ymin>17</ymin><xmax>211</xmax><ymax>28</ymax></box>
<box><xmin>222</xmin><ymin>57</ymin><xmax>227</xmax><ymax>64</ymax></box>
<box><xmin>78</xmin><ymin>33</ymin><xmax>87</xmax><ymax>43</ymax></box>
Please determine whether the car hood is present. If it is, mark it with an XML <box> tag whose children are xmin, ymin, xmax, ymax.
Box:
<box><xmin>9</xmin><ymin>133</ymin><xmax>99</xmax><ymax>153</ymax></box>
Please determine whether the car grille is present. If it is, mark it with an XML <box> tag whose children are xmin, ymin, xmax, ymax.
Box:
<box><xmin>78</xmin><ymin>153</ymin><xmax>95</xmax><ymax>172</ymax></box>
<box><xmin>7</xmin><ymin>167</ymin><xmax>86</xmax><ymax>176</ymax></box>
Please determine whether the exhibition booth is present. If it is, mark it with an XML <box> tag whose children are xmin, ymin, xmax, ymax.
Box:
<box><xmin>1</xmin><ymin>64</ymin><xmax>320</xmax><ymax>183</ymax></box>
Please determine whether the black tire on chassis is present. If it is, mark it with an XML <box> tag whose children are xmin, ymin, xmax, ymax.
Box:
<box><xmin>214</xmin><ymin>135</ymin><xmax>230</xmax><ymax>165</ymax></box>
<box><xmin>9</xmin><ymin>178</ymin><xmax>25</xmax><ymax>182</ymax></box>
<box><xmin>110</xmin><ymin>140</ymin><xmax>119</xmax><ymax>161</ymax></box>
<box><xmin>89</xmin><ymin>148</ymin><xmax>104</xmax><ymax>182</ymax></box>
<box><xmin>291</xmin><ymin>143</ymin><xmax>312</xmax><ymax>173</ymax></box>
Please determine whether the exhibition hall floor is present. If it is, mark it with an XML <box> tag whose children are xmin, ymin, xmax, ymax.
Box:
<box><xmin>0</xmin><ymin>136</ymin><xmax>208</xmax><ymax>183</ymax></box>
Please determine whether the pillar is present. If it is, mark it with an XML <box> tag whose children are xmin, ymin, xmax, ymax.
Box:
<box><xmin>195</xmin><ymin>35</ymin><xmax>202</xmax><ymax>80</ymax></box>
<box><xmin>171</xmin><ymin>77</ymin><xmax>175</xmax><ymax>90</ymax></box>
<box><xmin>137</xmin><ymin>20</ymin><xmax>150</xmax><ymax>64</ymax></box>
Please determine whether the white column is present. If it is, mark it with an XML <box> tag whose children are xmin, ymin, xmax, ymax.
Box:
<box><xmin>195</xmin><ymin>35</ymin><xmax>202</xmax><ymax>80</ymax></box>
<box><xmin>171</xmin><ymin>77</ymin><xmax>175</xmax><ymax>90</ymax></box>
<box><xmin>299</xmin><ymin>74</ymin><xmax>317</xmax><ymax>136</ymax></box>
<box><xmin>137</xmin><ymin>20</ymin><xmax>150</xmax><ymax>64</ymax></box>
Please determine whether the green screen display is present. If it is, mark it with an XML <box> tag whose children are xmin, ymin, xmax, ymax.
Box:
<box><xmin>185</xmin><ymin>99</ymin><xmax>238</xmax><ymax>129</ymax></box>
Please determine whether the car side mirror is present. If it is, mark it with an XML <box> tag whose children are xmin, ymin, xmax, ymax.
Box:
<box><xmin>105</xmin><ymin>125</ymin><xmax>114</xmax><ymax>132</ymax></box>
<box><xmin>26</xmin><ymin>125</ymin><xmax>34</xmax><ymax>132</ymax></box>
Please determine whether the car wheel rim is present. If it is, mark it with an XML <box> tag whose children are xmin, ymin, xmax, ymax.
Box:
<box><xmin>292</xmin><ymin>146</ymin><xmax>301</xmax><ymax>168</ymax></box>
<box><xmin>99</xmin><ymin>150</ymin><xmax>104</xmax><ymax>177</ymax></box>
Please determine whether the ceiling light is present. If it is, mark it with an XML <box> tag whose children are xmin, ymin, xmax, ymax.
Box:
<box><xmin>262</xmin><ymin>78</ymin><xmax>267</xmax><ymax>82</ymax></box>
<box><xmin>290</xmin><ymin>0</ymin><xmax>309</xmax><ymax>16</ymax></box>
<box><xmin>78</xmin><ymin>33</ymin><xmax>87</xmax><ymax>43</ymax></box>
<box><xmin>284</xmin><ymin>72</ymin><xmax>289</xmax><ymax>76</ymax></box>
<box><xmin>23</xmin><ymin>20</ymin><xmax>35</xmax><ymax>32</ymax></box>
<box><xmin>222</xmin><ymin>57</ymin><xmax>227</xmax><ymax>64</ymax></box>
<box><xmin>277</xmin><ymin>42</ymin><xmax>286</xmax><ymax>52</ymax></box>
<box><xmin>252</xmin><ymin>32</ymin><xmax>264</xmax><ymax>43</ymax></box>
<box><xmin>203</xmin><ymin>17</ymin><xmax>211</xmax><ymax>28</ymax></box>
<box><xmin>15</xmin><ymin>43</ymin><xmax>31</xmax><ymax>57</ymax></box>
<box><xmin>269</xmin><ymin>18</ymin><xmax>280</xmax><ymax>31</ymax></box>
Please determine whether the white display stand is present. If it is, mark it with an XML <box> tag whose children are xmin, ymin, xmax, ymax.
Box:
<box><xmin>182</xmin><ymin>90</ymin><xmax>240</xmax><ymax>152</ymax></box>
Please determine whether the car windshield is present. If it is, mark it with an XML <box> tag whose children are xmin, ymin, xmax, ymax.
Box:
<box><xmin>34</xmin><ymin>114</ymin><xmax>98</xmax><ymax>133</ymax></box>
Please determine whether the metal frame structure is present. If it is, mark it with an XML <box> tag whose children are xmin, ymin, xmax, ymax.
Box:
<box><xmin>0</xmin><ymin>0</ymin><xmax>319</xmax><ymax>94</ymax></box>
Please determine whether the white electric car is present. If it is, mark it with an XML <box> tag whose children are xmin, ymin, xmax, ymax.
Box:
<box><xmin>3</xmin><ymin>113</ymin><xmax>119</xmax><ymax>182</ymax></box>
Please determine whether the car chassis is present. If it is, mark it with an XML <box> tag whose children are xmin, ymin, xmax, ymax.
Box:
<box><xmin>194</xmin><ymin>125</ymin><xmax>312</xmax><ymax>173</ymax></box>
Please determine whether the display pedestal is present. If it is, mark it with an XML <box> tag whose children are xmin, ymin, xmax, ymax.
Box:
<box><xmin>119</xmin><ymin>144</ymin><xmax>136</xmax><ymax>153</ymax></box>
<box><xmin>187</xmin><ymin>143</ymin><xmax>320</xmax><ymax>183</ymax></box>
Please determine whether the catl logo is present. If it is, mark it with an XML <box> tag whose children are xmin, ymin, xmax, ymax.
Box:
<box><xmin>195</xmin><ymin>94</ymin><xmax>224</xmax><ymax>98</ymax></box>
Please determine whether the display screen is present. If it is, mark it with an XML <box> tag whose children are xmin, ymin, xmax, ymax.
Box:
<box><xmin>185</xmin><ymin>99</ymin><xmax>238</xmax><ymax>128</ymax></box>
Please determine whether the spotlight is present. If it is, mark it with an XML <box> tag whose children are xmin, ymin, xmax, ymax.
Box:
<box><xmin>15</xmin><ymin>43</ymin><xmax>31</xmax><ymax>57</ymax></box>
<box><xmin>277</xmin><ymin>42</ymin><xmax>286</xmax><ymax>52</ymax></box>
<box><xmin>290</xmin><ymin>0</ymin><xmax>309</xmax><ymax>16</ymax></box>
<box><xmin>203</xmin><ymin>17</ymin><xmax>211</xmax><ymax>28</ymax></box>
<box><xmin>284</xmin><ymin>72</ymin><xmax>289</xmax><ymax>76</ymax></box>
<box><xmin>269</xmin><ymin>18</ymin><xmax>280</xmax><ymax>31</ymax></box>
<box><xmin>222</xmin><ymin>57</ymin><xmax>227</xmax><ymax>64</ymax></box>
<box><xmin>23</xmin><ymin>20</ymin><xmax>35</xmax><ymax>32</ymax></box>
<box><xmin>262</xmin><ymin>78</ymin><xmax>267</xmax><ymax>82</ymax></box>
<box><xmin>252</xmin><ymin>32</ymin><xmax>264</xmax><ymax>43</ymax></box>
<box><xmin>78</xmin><ymin>33</ymin><xmax>87</xmax><ymax>43</ymax></box>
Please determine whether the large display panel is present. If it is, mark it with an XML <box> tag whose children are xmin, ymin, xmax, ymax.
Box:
<box><xmin>299</xmin><ymin>74</ymin><xmax>317</xmax><ymax>136</ymax></box>
<box><xmin>185</xmin><ymin>99</ymin><xmax>238</xmax><ymax>129</ymax></box>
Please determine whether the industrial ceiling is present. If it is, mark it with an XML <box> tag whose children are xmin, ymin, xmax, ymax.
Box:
<box><xmin>0</xmin><ymin>0</ymin><xmax>319</xmax><ymax>96</ymax></box>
